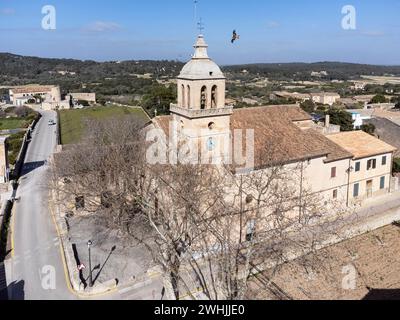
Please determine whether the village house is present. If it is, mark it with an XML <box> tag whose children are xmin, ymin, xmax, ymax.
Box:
<box><xmin>310</xmin><ymin>92</ymin><xmax>341</xmax><ymax>106</ymax></box>
<box><xmin>9</xmin><ymin>85</ymin><xmax>61</xmax><ymax>105</ymax></box>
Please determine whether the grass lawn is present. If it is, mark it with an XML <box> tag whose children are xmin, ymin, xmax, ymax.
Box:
<box><xmin>0</xmin><ymin>118</ymin><xmax>30</xmax><ymax>130</ymax></box>
<box><xmin>59</xmin><ymin>106</ymin><xmax>150</xmax><ymax>145</ymax></box>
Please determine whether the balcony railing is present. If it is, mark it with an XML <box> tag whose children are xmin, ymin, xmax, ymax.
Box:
<box><xmin>170</xmin><ymin>104</ymin><xmax>233</xmax><ymax>118</ymax></box>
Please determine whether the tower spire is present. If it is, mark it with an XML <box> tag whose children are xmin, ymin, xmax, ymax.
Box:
<box><xmin>193</xmin><ymin>34</ymin><xmax>209</xmax><ymax>59</ymax></box>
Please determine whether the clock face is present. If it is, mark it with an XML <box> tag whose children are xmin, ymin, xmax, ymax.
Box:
<box><xmin>207</xmin><ymin>138</ymin><xmax>216</xmax><ymax>151</ymax></box>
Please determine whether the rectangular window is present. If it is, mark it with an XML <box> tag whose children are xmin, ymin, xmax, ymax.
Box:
<box><xmin>355</xmin><ymin>162</ymin><xmax>361</xmax><ymax>172</ymax></box>
<box><xmin>331</xmin><ymin>167</ymin><xmax>337</xmax><ymax>178</ymax></box>
<box><xmin>353</xmin><ymin>184</ymin><xmax>360</xmax><ymax>198</ymax></box>
<box><xmin>333</xmin><ymin>189</ymin><xmax>338</xmax><ymax>199</ymax></box>
<box><xmin>380</xmin><ymin>176</ymin><xmax>386</xmax><ymax>190</ymax></box>
<box><xmin>367</xmin><ymin>159</ymin><xmax>377</xmax><ymax>170</ymax></box>
<box><xmin>382</xmin><ymin>156</ymin><xmax>387</xmax><ymax>166</ymax></box>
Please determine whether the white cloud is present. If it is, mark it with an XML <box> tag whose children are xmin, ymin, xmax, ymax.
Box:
<box><xmin>83</xmin><ymin>21</ymin><xmax>122</xmax><ymax>32</ymax></box>
<box><xmin>267</xmin><ymin>21</ymin><xmax>280</xmax><ymax>29</ymax></box>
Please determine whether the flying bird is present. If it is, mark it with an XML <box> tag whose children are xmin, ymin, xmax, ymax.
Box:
<box><xmin>231</xmin><ymin>30</ymin><xmax>240</xmax><ymax>43</ymax></box>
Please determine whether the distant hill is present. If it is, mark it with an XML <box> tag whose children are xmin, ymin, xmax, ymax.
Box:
<box><xmin>223</xmin><ymin>62</ymin><xmax>400</xmax><ymax>81</ymax></box>
<box><xmin>0</xmin><ymin>52</ymin><xmax>184</xmax><ymax>87</ymax></box>
<box><xmin>2</xmin><ymin>52</ymin><xmax>400</xmax><ymax>87</ymax></box>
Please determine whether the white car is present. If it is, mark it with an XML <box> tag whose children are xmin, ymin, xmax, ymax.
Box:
<box><xmin>48</xmin><ymin>120</ymin><xmax>55</xmax><ymax>126</ymax></box>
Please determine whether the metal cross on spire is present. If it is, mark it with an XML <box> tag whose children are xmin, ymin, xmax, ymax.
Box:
<box><xmin>197</xmin><ymin>18</ymin><xmax>205</xmax><ymax>34</ymax></box>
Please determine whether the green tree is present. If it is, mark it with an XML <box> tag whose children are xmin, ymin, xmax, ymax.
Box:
<box><xmin>141</xmin><ymin>84</ymin><xmax>176</xmax><ymax>117</ymax></box>
<box><xmin>392</xmin><ymin>96</ymin><xmax>400</xmax><ymax>109</ymax></box>
<box><xmin>370</xmin><ymin>94</ymin><xmax>388</xmax><ymax>104</ymax></box>
<box><xmin>326</xmin><ymin>108</ymin><xmax>354</xmax><ymax>132</ymax></box>
<box><xmin>361</xmin><ymin>123</ymin><xmax>376</xmax><ymax>136</ymax></box>
<box><xmin>300</xmin><ymin>100</ymin><xmax>315</xmax><ymax>114</ymax></box>
<box><xmin>393</xmin><ymin>158</ymin><xmax>400</xmax><ymax>173</ymax></box>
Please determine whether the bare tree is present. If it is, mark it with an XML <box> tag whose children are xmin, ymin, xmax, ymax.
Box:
<box><xmin>52</xmin><ymin>118</ymin><xmax>353</xmax><ymax>300</ymax></box>
<box><xmin>177</xmin><ymin>149</ymin><xmax>353</xmax><ymax>300</ymax></box>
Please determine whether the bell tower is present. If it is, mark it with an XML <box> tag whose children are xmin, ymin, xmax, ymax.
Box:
<box><xmin>170</xmin><ymin>35</ymin><xmax>233</xmax><ymax>163</ymax></box>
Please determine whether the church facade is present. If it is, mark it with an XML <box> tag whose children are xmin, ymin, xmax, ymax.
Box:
<box><xmin>152</xmin><ymin>35</ymin><xmax>397</xmax><ymax>208</ymax></box>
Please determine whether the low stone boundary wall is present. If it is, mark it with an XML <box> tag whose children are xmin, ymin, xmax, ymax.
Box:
<box><xmin>0</xmin><ymin>200</ymin><xmax>13</xmax><ymax>261</ymax></box>
<box><xmin>12</xmin><ymin>116</ymin><xmax>41</xmax><ymax>179</ymax></box>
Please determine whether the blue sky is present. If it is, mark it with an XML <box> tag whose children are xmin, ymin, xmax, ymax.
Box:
<box><xmin>0</xmin><ymin>0</ymin><xmax>399</xmax><ymax>65</ymax></box>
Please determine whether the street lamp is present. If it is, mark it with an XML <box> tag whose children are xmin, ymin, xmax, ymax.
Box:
<box><xmin>87</xmin><ymin>240</ymin><xmax>93</xmax><ymax>287</ymax></box>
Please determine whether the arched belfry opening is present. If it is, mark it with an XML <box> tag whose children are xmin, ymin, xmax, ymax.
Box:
<box><xmin>201</xmin><ymin>86</ymin><xmax>207</xmax><ymax>110</ymax></box>
<box><xmin>211</xmin><ymin>85</ymin><xmax>218</xmax><ymax>108</ymax></box>
<box><xmin>187</xmin><ymin>85</ymin><xmax>191</xmax><ymax>109</ymax></box>
<box><xmin>181</xmin><ymin>84</ymin><xmax>186</xmax><ymax>107</ymax></box>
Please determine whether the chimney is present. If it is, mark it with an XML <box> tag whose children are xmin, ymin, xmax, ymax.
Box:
<box><xmin>325</xmin><ymin>115</ymin><xmax>330</xmax><ymax>128</ymax></box>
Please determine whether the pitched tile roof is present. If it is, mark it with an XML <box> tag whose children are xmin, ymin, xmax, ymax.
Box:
<box><xmin>230</xmin><ymin>105</ymin><xmax>353</xmax><ymax>168</ymax></box>
<box><xmin>153</xmin><ymin>115</ymin><xmax>172</xmax><ymax>140</ymax></box>
<box><xmin>10</xmin><ymin>85</ymin><xmax>55</xmax><ymax>94</ymax></box>
<box><xmin>326</xmin><ymin>131</ymin><xmax>397</xmax><ymax>159</ymax></box>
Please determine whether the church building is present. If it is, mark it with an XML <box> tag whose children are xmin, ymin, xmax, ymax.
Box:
<box><xmin>153</xmin><ymin>34</ymin><xmax>397</xmax><ymax>207</ymax></box>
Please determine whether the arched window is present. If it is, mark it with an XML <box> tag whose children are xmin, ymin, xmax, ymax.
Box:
<box><xmin>187</xmin><ymin>85</ymin><xmax>191</xmax><ymax>109</ymax></box>
<box><xmin>211</xmin><ymin>85</ymin><xmax>218</xmax><ymax>108</ymax></box>
<box><xmin>181</xmin><ymin>84</ymin><xmax>186</xmax><ymax>107</ymax></box>
<box><xmin>200</xmin><ymin>86</ymin><xmax>207</xmax><ymax>110</ymax></box>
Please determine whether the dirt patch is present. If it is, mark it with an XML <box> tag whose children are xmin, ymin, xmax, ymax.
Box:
<box><xmin>248</xmin><ymin>224</ymin><xmax>400</xmax><ymax>300</ymax></box>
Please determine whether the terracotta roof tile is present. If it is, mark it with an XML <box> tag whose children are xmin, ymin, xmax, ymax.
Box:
<box><xmin>10</xmin><ymin>85</ymin><xmax>55</xmax><ymax>94</ymax></box>
<box><xmin>326</xmin><ymin>131</ymin><xmax>397</xmax><ymax>159</ymax></box>
<box><xmin>230</xmin><ymin>105</ymin><xmax>352</xmax><ymax>168</ymax></box>
<box><xmin>153</xmin><ymin>115</ymin><xmax>172</xmax><ymax>140</ymax></box>
<box><xmin>153</xmin><ymin>105</ymin><xmax>355</xmax><ymax>168</ymax></box>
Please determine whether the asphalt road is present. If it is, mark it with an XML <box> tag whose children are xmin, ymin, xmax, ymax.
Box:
<box><xmin>5</xmin><ymin>110</ymin><xmax>76</xmax><ymax>300</ymax></box>
<box><xmin>3</xmin><ymin>110</ymin><xmax>161</xmax><ymax>300</ymax></box>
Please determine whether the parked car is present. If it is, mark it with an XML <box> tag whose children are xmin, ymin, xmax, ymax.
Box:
<box><xmin>48</xmin><ymin>119</ymin><xmax>55</xmax><ymax>126</ymax></box>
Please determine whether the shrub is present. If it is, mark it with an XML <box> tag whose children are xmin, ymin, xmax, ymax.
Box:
<box><xmin>361</xmin><ymin>123</ymin><xmax>376</xmax><ymax>136</ymax></box>
<box><xmin>370</xmin><ymin>94</ymin><xmax>388</xmax><ymax>104</ymax></box>
<box><xmin>394</xmin><ymin>158</ymin><xmax>400</xmax><ymax>174</ymax></box>
<box><xmin>5</xmin><ymin>107</ymin><xmax>16</xmax><ymax>114</ymax></box>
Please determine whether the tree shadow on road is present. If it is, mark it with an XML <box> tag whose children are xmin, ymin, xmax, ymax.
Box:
<box><xmin>21</xmin><ymin>161</ymin><xmax>46</xmax><ymax>176</ymax></box>
<box><xmin>1</xmin><ymin>262</ymin><xmax>25</xmax><ymax>300</ymax></box>
<box><xmin>4</xmin><ymin>280</ymin><xmax>25</xmax><ymax>300</ymax></box>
